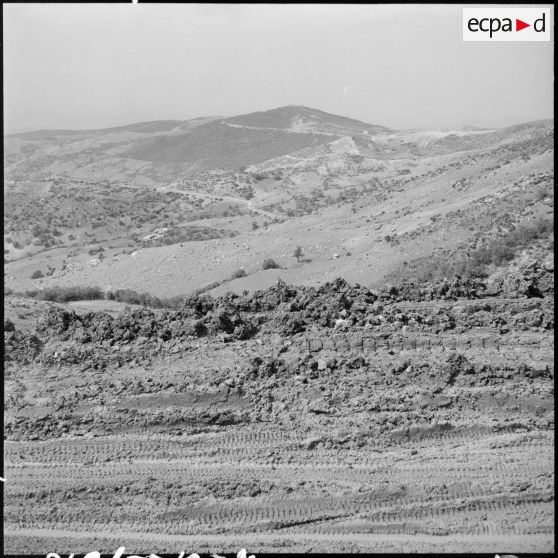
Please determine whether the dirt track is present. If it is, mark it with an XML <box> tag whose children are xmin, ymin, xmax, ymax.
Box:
<box><xmin>4</xmin><ymin>428</ymin><xmax>554</xmax><ymax>553</ymax></box>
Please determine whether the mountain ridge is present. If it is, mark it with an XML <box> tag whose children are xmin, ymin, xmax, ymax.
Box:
<box><xmin>6</xmin><ymin>104</ymin><xmax>553</xmax><ymax>137</ymax></box>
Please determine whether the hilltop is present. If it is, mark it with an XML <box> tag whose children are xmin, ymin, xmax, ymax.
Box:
<box><xmin>224</xmin><ymin>105</ymin><xmax>393</xmax><ymax>135</ymax></box>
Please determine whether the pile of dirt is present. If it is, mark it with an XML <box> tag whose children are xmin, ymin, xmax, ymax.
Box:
<box><xmin>36</xmin><ymin>303</ymin><xmax>260</xmax><ymax>346</ymax></box>
<box><xmin>487</xmin><ymin>253</ymin><xmax>554</xmax><ymax>299</ymax></box>
<box><xmin>4</xmin><ymin>406</ymin><xmax>248</xmax><ymax>441</ymax></box>
<box><xmin>4</xmin><ymin>319</ymin><xmax>43</xmax><ymax>367</ymax></box>
<box><xmin>8</xmin><ymin>255</ymin><xmax>554</xmax><ymax>377</ymax></box>
<box><xmin>379</xmin><ymin>276</ymin><xmax>487</xmax><ymax>302</ymax></box>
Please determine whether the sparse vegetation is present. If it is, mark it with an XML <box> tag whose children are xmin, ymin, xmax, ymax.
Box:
<box><xmin>88</xmin><ymin>246</ymin><xmax>105</xmax><ymax>255</ymax></box>
<box><xmin>413</xmin><ymin>216</ymin><xmax>553</xmax><ymax>282</ymax></box>
<box><xmin>262</xmin><ymin>258</ymin><xmax>280</xmax><ymax>270</ymax></box>
<box><xmin>231</xmin><ymin>268</ymin><xmax>248</xmax><ymax>279</ymax></box>
<box><xmin>24</xmin><ymin>285</ymin><xmax>105</xmax><ymax>303</ymax></box>
<box><xmin>107</xmin><ymin>288</ymin><xmax>166</xmax><ymax>308</ymax></box>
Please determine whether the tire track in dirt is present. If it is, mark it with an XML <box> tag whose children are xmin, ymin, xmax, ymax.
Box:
<box><xmin>5</xmin><ymin>428</ymin><xmax>553</xmax><ymax>466</ymax></box>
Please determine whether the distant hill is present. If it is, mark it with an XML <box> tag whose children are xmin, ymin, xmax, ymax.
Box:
<box><xmin>125</xmin><ymin>119</ymin><xmax>334</xmax><ymax>171</ymax></box>
<box><xmin>4</xmin><ymin>106</ymin><xmax>396</xmax><ymax>181</ymax></box>
<box><xmin>225</xmin><ymin>105</ymin><xmax>392</xmax><ymax>135</ymax></box>
<box><xmin>124</xmin><ymin>105</ymin><xmax>394</xmax><ymax>174</ymax></box>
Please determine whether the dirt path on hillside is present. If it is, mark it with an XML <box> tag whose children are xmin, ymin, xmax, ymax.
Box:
<box><xmin>157</xmin><ymin>185</ymin><xmax>282</xmax><ymax>221</ymax></box>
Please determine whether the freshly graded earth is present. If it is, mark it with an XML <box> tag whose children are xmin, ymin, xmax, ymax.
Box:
<box><xmin>4</xmin><ymin>261</ymin><xmax>554</xmax><ymax>553</ymax></box>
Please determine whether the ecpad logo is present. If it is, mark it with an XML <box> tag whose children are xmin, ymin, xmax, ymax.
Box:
<box><xmin>463</xmin><ymin>8</ymin><xmax>551</xmax><ymax>41</ymax></box>
<box><xmin>468</xmin><ymin>13</ymin><xmax>545</xmax><ymax>37</ymax></box>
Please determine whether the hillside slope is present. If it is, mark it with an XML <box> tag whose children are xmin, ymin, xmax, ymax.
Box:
<box><xmin>5</xmin><ymin>116</ymin><xmax>553</xmax><ymax>298</ymax></box>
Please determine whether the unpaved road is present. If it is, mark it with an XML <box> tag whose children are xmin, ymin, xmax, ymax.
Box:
<box><xmin>157</xmin><ymin>184</ymin><xmax>282</xmax><ymax>220</ymax></box>
<box><xmin>4</xmin><ymin>428</ymin><xmax>554</xmax><ymax>553</ymax></box>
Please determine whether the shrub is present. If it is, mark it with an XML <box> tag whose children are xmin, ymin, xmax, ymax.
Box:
<box><xmin>231</xmin><ymin>268</ymin><xmax>247</xmax><ymax>279</ymax></box>
<box><xmin>262</xmin><ymin>258</ymin><xmax>280</xmax><ymax>270</ymax></box>
<box><xmin>110</xmin><ymin>289</ymin><xmax>190</xmax><ymax>309</ymax></box>
<box><xmin>31</xmin><ymin>270</ymin><xmax>44</xmax><ymax>280</ymax></box>
<box><xmin>22</xmin><ymin>285</ymin><xmax>105</xmax><ymax>302</ymax></box>
<box><xmin>534</xmin><ymin>184</ymin><xmax>550</xmax><ymax>201</ymax></box>
<box><xmin>43</xmin><ymin>285</ymin><xmax>105</xmax><ymax>302</ymax></box>
<box><xmin>193</xmin><ymin>281</ymin><xmax>223</xmax><ymax>295</ymax></box>
<box><xmin>108</xmin><ymin>289</ymin><xmax>141</xmax><ymax>305</ymax></box>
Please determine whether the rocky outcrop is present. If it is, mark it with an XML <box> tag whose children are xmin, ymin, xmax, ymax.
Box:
<box><xmin>4</xmin><ymin>328</ymin><xmax>43</xmax><ymax>365</ymax></box>
<box><xmin>487</xmin><ymin>253</ymin><xmax>554</xmax><ymax>299</ymax></box>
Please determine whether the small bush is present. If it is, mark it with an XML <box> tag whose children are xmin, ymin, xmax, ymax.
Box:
<box><xmin>534</xmin><ymin>184</ymin><xmax>550</xmax><ymax>201</ymax></box>
<box><xmin>293</xmin><ymin>246</ymin><xmax>304</xmax><ymax>262</ymax></box>
<box><xmin>22</xmin><ymin>285</ymin><xmax>105</xmax><ymax>302</ymax></box>
<box><xmin>193</xmin><ymin>281</ymin><xmax>223</xmax><ymax>295</ymax></box>
<box><xmin>31</xmin><ymin>270</ymin><xmax>44</xmax><ymax>280</ymax></box>
<box><xmin>108</xmin><ymin>288</ymin><xmax>161</xmax><ymax>307</ymax></box>
<box><xmin>262</xmin><ymin>258</ymin><xmax>280</xmax><ymax>270</ymax></box>
<box><xmin>88</xmin><ymin>246</ymin><xmax>105</xmax><ymax>255</ymax></box>
<box><xmin>231</xmin><ymin>268</ymin><xmax>248</xmax><ymax>279</ymax></box>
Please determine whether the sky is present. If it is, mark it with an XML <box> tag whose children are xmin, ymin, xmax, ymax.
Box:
<box><xmin>3</xmin><ymin>3</ymin><xmax>554</xmax><ymax>133</ymax></box>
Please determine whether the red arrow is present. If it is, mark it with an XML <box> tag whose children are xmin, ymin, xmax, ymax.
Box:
<box><xmin>516</xmin><ymin>19</ymin><xmax>530</xmax><ymax>31</ymax></box>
